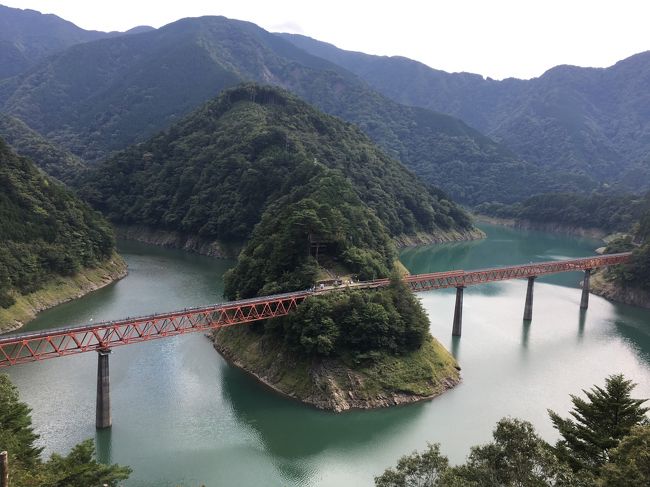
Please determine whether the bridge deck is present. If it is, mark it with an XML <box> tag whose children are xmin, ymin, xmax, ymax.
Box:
<box><xmin>0</xmin><ymin>252</ymin><xmax>631</xmax><ymax>367</ymax></box>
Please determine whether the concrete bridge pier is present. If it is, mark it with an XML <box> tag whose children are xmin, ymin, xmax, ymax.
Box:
<box><xmin>452</xmin><ymin>286</ymin><xmax>464</xmax><ymax>336</ymax></box>
<box><xmin>523</xmin><ymin>276</ymin><xmax>536</xmax><ymax>321</ymax></box>
<box><xmin>580</xmin><ymin>269</ymin><xmax>591</xmax><ymax>309</ymax></box>
<box><xmin>96</xmin><ymin>349</ymin><xmax>111</xmax><ymax>429</ymax></box>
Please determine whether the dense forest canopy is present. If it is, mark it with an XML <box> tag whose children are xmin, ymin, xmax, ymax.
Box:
<box><xmin>80</xmin><ymin>84</ymin><xmax>472</xmax><ymax>244</ymax></box>
<box><xmin>0</xmin><ymin>113</ymin><xmax>84</xmax><ymax>181</ymax></box>
<box><xmin>0</xmin><ymin>138</ymin><xmax>114</xmax><ymax>308</ymax></box>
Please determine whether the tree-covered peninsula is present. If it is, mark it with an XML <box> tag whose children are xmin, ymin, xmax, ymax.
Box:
<box><xmin>0</xmin><ymin>138</ymin><xmax>125</xmax><ymax>331</ymax></box>
<box><xmin>80</xmin><ymin>84</ymin><xmax>479</xmax><ymax>254</ymax></box>
<box><xmin>79</xmin><ymin>84</ymin><xmax>467</xmax><ymax>409</ymax></box>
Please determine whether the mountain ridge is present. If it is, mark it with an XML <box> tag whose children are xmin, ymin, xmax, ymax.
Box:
<box><xmin>0</xmin><ymin>13</ymin><xmax>580</xmax><ymax>204</ymax></box>
<box><xmin>280</xmin><ymin>33</ymin><xmax>650</xmax><ymax>192</ymax></box>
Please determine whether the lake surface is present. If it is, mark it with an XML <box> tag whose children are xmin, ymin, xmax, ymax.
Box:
<box><xmin>6</xmin><ymin>223</ymin><xmax>650</xmax><ymax>486</ymax></box>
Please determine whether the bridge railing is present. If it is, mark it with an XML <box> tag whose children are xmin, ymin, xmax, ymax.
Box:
<box><xmin>0</xmin><ymin>292</ymin><xmax>311</xmax><ymax>367</ymax></box>
<box><xmin>0</xmin><ymin>252</ymin><xmax>631</xmax><ymax>367</ymax></box>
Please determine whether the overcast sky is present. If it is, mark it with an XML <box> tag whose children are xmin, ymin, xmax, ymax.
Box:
<box><xmin>3</xmin><ymin>0</ymin><xmax>650</xmax><ymax>79</ymax></box>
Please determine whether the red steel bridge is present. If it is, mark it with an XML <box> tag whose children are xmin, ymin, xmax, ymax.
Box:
<box><xmin>0</xmin><ymin>252</ymin><xmax>630</xmax><ymax>428</ymax></box>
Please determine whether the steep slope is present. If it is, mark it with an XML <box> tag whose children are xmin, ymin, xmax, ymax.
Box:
<box><xmin>0</xmin><ymin>113</ymin><xmax>84</xmax><ymax>180</ymax></box>
<box><xmin>0</xmin><ymin>137</ymin><xmax>123</xmax><ymax>329</ymax></box>
<box><xmin>281</xmin><ymin>34</ymin><xmax>650</xmax><ymax>192</ymax></box>
<box><xmin>0</xmin><ymin>4</ymin><xmax>130</xmax><ymax>79</ymax></box>
<box><xmin>0</xmin><ymin>14</ymin><xmax>554</xmax><ymax>204</ymax></box>
<box><xmin>477</xmin><ymin>192</ymin><xmax>650</xmax><ymax>235</ymax></box>
<box><xmin>80</xmin><ymin>84</ymin><xmax>475</xmax><ymax>254</ymax></box>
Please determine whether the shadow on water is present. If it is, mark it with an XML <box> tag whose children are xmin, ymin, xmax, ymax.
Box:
<box><xmin>219</xmin><ymin>362</ymin><xmax>426</xmax><ymax>483</ymax></box>
<box><xmin>521</xmin><ymin>320</ymin><xmax>532</xmax><ymax>349</ymax></box>
<box><xmin>450</xmin><ymin>336</ymin><xmax>461</xmax><ymax>360</ymax></box>
<box><xmin>96</xmin><ymin>428</ymin><xmax>113</xmax><ymax>464</ymax></box>
<box><xmin>607</xmin><ymin>304</ymin><xmax>650</xmax><ymax>363</ymax></box>
<box><xmin>577</xmin><ymin>309</ymin><xmax>587</xmax><ymax>341</ymax></box>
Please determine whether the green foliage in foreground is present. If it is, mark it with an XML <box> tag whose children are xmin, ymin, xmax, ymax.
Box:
<box><xmin>265</xmin><ymin>276</ymin><xmax>430</xmax><ymax>358</ymax></box>
<box><xmin>549</xmin><ymin>374</ymin><xmax>649</xmax><ymax>473</ymax></box>
<box><xmin>0</xmin><ymin>138</ymin><xmax>115</xmax><ymax>308</ymax></box>
<box><xmin>376</xmin><ymin>375</ymin><xmax>649</xmax><ymax>486</ymax></box>
<box><xmin>0</xmin><ymin>374</ymin><xmax>131</xmax><ymax>486</ymax></box>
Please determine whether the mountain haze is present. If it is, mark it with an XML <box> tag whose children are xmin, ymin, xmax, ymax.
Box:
<box><xmin>0</xmin><ymin>13</ymin><xmax>558</xmax><ymax>204</ymax></box>
<box><xmin>281</xmin><ymin>34</ymin><xmax>650</xmax><ymax>192</ymax></box>
<box><xmin>0</xmin><ymin>4</ymin><xmax>150</xmax><ymax>79</ymax></box>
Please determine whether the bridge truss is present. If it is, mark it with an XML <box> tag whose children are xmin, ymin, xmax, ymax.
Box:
<box><xmin>0</xmin><ymin>252</ymin><xmax>631</xmax><ymax>367</ymax></box>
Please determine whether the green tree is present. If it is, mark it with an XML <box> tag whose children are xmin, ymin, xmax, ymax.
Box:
<box><xmin>0</xmin><ymin>374</ymin><xmax>131</xmax><ymax>486</ymax></box>
<box><xmin>548</xmin><ymin>374</ymin><xmax>649</xmax><ymax>475</ymax></box>
<box><xmin>599</xmin><ymin>425</ymin><xmax>650</xmax><ymax>486</ymax></box>
<box><xmin>40</xmin><ymin>440</ymin><xmax>132</xmax><ymax>487</ymax></box>
<box><xmin>374</xmin><ymin>443</ymin><xmax>449</xmax><ymax>487</ymax></box>
<box><xmin>0</xmin><ymin>375</ymin><xmax>42</xmax><ymax>471</ymax></box>
<box><xmin>447</xmin><ymin>418</ymin><xmax>576</xmax><ymax>487</ymax></box>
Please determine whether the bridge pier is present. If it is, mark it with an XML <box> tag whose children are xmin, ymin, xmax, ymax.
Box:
<box><xmin>523</xmin><ymin>276</ymin><xmax>536</xmax><ymax>321</ymax></box>
<box><xmin>96</xmin><ymin>349</ymin><xmax>111</xmax><ymax>429</ymax></box>
<box><xmin>452</xmin><ymin>286</ymin><xmax>464</xmax><ymax>336</ymax></box>
<box><xmin>580</xmin><ymin>269</ymin><xmax>591</xmax><ymax>309</ymax></box>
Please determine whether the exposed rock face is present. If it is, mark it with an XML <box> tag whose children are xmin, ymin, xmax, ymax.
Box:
<box><xmin>393</xmin><ymin>228</ymin><xmax>485</xmax><ymax>248</ymax></box>
<box><xmin>115</xmin><ymin>225</ymin><xmax>237</xmax><ymax>258</ymax></box>
<box><xmin>590</xmin><ymin>270</ymin><xmax>650</xmax><ymax>309</ymax></box>
<box><xmin>476</xmin><ymin>215</ymin><xmax>607</xmax><ymax>240</ymax></box>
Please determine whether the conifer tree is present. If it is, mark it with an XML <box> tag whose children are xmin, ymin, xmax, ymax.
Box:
<box><xmin>548</xmin><ymin>374</ymin><xmax>649</xmax><ymax>475</ymax></box>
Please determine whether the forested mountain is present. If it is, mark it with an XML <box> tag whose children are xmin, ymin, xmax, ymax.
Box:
<box><xmin>0</xmin><ymin>137</ymin><xmax>114</xmax><ymax>309</ymax></box>
<box><xmin>477</xmin><ymin>192</ymin><xmax>650</xmax><ymax>234</ymax></box>
<box><xmin>282</xmin><ymin>34</ymin><xmax>650</xmax><ymax>192</ymax></box>
<box><xmin>0</xmin><ymin>13</ymin><xmax>571</xmax><ymax>204</ymax></box>
<box><xmin>81</xmin><ymin>84</ymin><xmax>472</xmax><ymax>242</ymax></box>
<box><xmin>0</xmin><ymin>113</ymin><xmax>84</xmax><ymax>180</ymax></box>
<box><xmin>79</xmin><ymin>84</ymin><xmax>475</xmax><ymax>295</ymax></box>
<box><xmin>0</xmin><ymin>4</ymin><xmax>150</xmax><ymax>80</ymax></box>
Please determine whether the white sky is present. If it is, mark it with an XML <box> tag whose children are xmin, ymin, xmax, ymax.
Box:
<box><xmin>3</xmin><ymin>0</ymin><xmax>650</xmax><ymax>80</ymax></box>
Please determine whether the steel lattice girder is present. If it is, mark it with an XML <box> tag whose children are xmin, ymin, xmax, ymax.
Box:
<box><xmin>0</xmin><ymin>252</ymin><xmax>631</xmax><ymax>367</ymax></box>
<box><xmin>0</xmin><ymin>293</ymin><xmax>309</xmax><ymax>367</ymax></box>
<box><xmin>402</xmin><ymin>252</ymin><xmax>630</xmax><ymax>291</ymax></box>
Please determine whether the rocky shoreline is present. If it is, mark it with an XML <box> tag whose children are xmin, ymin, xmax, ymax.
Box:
<box><xmin>114</xmin><ymin>224</ymin><xmax>239</xmax><ymax>258</ymax></box>
<box><xmin>0</xmin><ymin>253</ymin><xmax>128</xmax><ymax>333</ymax></box>
<box><xmin>393</xmin><ymin>227</ymin><xmax>485</xmax><ymax>248</ymax></box>
<box><xmin>116</xmin><ymin>224</ymin><xmax>485</xmax><ymax>258</ymax></box>
<box><xmin>211</xmin><ymin>327</ymin><xmax>461</xmax><ymax>412</ymax></box>
<box><xmin>590</xmin><ymin>270</ymin><xmax>650</xmax><ymax>309</ymax></box>
<box><xmin>475</xmin><ymin>215</ymin><xmax>608</xmax><ymax>240</ymax></box>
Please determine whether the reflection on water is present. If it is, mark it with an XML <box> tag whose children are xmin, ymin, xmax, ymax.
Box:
<box><xmin>5</xmin><ymin>226</ymin><xmax>650</xmax><ymax>486</ymax></box>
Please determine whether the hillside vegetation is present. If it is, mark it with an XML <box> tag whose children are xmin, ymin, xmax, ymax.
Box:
<box><xmin>213</xmin><ymin>278</ymin><xmax>460</xmax><ymax>411</ymax></box>
<box><xmin>477</xmin><ymin>192</ymin><xmax>650</xmax><ymax>234</ymax></box>
<box><xmin>0</xmin><ymin>14</ymin><xmax>548</xmax><ymax>204</ymax></box>
<box><xmin>0</xmin><ymin>4</ymin><xmax>152</xmax><ymax>80</ymax></box>
<box><xmin>282</xmin><ymin>34</ymin><xmax>650</xmax><ymax>194</ymax></box>
<box><xmin>0</xmin><ymin>137</ymin><xmax>115</xmax><ymax>310</ymax></box>
<box><xmin>0</xmin><ymin>113</ymin><xmax>84</xmax><ymax>181</ymax></box>
<box><xmin>81</xmin><ymin>85</ymin><xmax>472</xmax><ymax>235</ymax></box>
